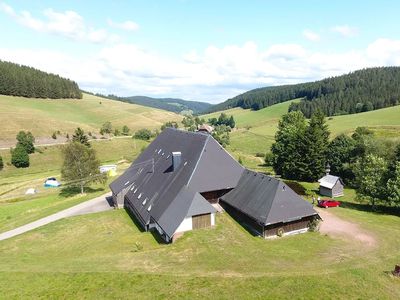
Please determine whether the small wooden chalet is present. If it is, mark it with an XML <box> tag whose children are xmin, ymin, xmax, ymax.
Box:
<box><xmin>220</xmin><ymin>170</ymin><xmax>319</xmax><ymax>238</ymax></box>
<box><xmin>109</xmin><ymin>128</ymin><xmax>244</xmax><ymax>243</ymax></box>
<box><xmin>318</xmin><ymin>175</ymin><xmax>344</xmax><ymax>198</ymax></box>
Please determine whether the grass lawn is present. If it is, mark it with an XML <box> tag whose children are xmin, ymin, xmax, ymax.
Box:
<box><xmin>0</xmin><ymin>93</ymin><xmax>181</xmax><ymax>141</ymax></box>
<box><xmin>0</xmin><ymin>205</ymin><xmax>399</xmax><ymax>298</ymax></box>
<box><xmin>0</xmin><ymin>138</ymin><xmax>148</xmax><ymax>200</ymax></box>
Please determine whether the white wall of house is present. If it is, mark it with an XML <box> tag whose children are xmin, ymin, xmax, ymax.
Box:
<box><xmin>175</xmin><ymin>216</ymin><xmax>193</xmax><ymax>233</ymax></box>
<box><xmin>211</xmin><ymin>213</ymin><xmax>215</xmax><ymax>226</ymax></box>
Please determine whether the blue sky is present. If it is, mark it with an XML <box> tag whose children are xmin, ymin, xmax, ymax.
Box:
<box><xmin>1</xmin><ymin>0</ymin><xmax>400</xmax><ymax>103</ymax></box>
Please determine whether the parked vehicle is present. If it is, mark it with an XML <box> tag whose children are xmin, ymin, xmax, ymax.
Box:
<box><xmin>317</xmin><ymin>199</ymin><xmax>340</xmax><ymax>208</ymax></box>
<box><xmin>44</xmin><ymin>177</ymin><xmax>61</xmax><ymax>187</ymax></box>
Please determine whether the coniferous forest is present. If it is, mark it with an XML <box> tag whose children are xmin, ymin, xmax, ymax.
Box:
<box><xmin>208</xmin><ymin>67</ymin><xmax>400</xmax><ymax>117</ymax></box>
<box><xmin>0</xmin><ymin>60</ymin><xmax>82</xmax><ymax>99</ymax></box>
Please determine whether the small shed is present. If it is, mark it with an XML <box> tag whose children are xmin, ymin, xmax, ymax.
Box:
<box><xmin>318</xmin><ymin>175</ymin><xmax>344</xmax><ymax>198</ymax></box>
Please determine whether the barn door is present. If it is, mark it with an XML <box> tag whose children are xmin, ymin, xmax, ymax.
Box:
<box><xmin>192</xmin><ymin>213</ymin><xmax>211</xmax><ymax>229</ymax></box>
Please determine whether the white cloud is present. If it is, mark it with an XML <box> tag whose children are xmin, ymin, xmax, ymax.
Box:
<box><xmin>331</xmin><ymin>25</ymin><xmax>358</xmax><ymax>37</ymax></box>
<box><xmin>303</xmin><ymin>29</ymin><xmax>320</xmax><ymax>41</ymax></box>
<box><xmin>107</xmin><ymin>19</ymin><xmax>139</xmax><ymax>32</ymax></box>
<box><xmin>0</xmin><ymin>2</ymin><xmax>118</xmax><ymax>43</ymax></box>
<box><xmin>1</xmin><ymin>38</ymin><xmax>400</xmax><ymax>103</ymax></box>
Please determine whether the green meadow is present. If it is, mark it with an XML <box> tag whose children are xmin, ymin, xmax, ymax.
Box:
<box><xmin>0</xmin><ymin>93</ymin><xmax>181</xmax><ymax>141</ymax></box>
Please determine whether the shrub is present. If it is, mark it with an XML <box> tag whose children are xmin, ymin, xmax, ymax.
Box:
<box><xmin>0</xmin><ymin>155</ymin><xmax>3</xmax><ymax>170</ymax></box>
<box><xmin>264</xmin><ymin>152</ymin><xmax>274</xmax><ymax>166</ymax></box>
<box><xmin>16</xmin><ymin>131</ymin><xmax>35</xmax><ymax>154</ymax></box>
<box><xmin>308</xmin><ymin>218</ymin><xmax>321</xmax><ymax>232</ymax></box>
<box><xmin>51</xmin><ymin>132</ymin><xmax>57</xmax><ymax>139</ymax></box>
<box><xmin>114</xmin><ymin>129</ymin><xmax>121</xmax><ymax>136</ymax></box>
<box><xmin>122</xmin><ymin>125</ymin><xmax>130</xmax><ymax>136</ymax></box>
<box><xmin>255</xmin><ymin>152</ymin><xmax>265</xmax><ymax>158</ymax></box>
<box><xmin>134</xmin><ymin>129</ymin><xmax>153</xmax><ymax>141</ymax></box>
<box><xmin>11</xmin><ymin>145</ymin><xmax>30</xmax><ymax>168</ymax></box>
<box><xmin>238</xmin><ymin>156</ymin><xmax>243</xmax><ymax>165</ymax></box>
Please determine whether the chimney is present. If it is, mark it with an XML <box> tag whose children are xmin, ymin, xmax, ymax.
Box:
<box><xmin>172</xmin><ymin>152</ymin><xmax>182</xmax><ymax>171</ymax></box>
<box><xmin>325</xmin><ymin>163</ymin><xmax>331</xmax><ymax>176</ymax></box>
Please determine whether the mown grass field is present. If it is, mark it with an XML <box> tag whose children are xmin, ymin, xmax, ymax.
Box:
<box><xmin>0</xmin><ymin>199</ymin><xmax>399</xmax><ymax>299</ymax></box>
<box><xmin>0</xmin><ymin>93</ymin><xmax>181</xmax><ymax>141</ymax></box>
<box><xmin>202</xmin><ymin>101</ymin><xmax>400</xmax><ymax>172</ymax></box>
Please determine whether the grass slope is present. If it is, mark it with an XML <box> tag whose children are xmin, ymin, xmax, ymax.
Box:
<box><xmin>201</xmin><ymin>101</ymin><xmax>400</xmax><ymax>172</ymax></box>
<box><xmin>0</xmin><ymin>205</ymin><xmax>399</xmax><ymax>298</ymax></box>
<box><xmin>0</xmin><ymin>93</ymin><xmax>181</xmax><ymax>141</ymax></box>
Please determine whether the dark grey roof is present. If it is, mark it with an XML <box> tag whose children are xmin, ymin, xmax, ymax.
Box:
<box><xmin>109</xmin><ymin>159</ymin><xmax>154</xmax><ymax>194</ymax></box>
<box><xmin>220</xmin><ymin>169</ymin><xmax>318</xmax><ymax>226</ymax></box>
<box><xmin>186</xmin><ymin>192</ymin><xmax>217</xmax><ymax>217</ymax></box>
<box><xmin>110</xmin><ymin>128</ymin><xmax>243</xmax><ymax>239</ymax></box>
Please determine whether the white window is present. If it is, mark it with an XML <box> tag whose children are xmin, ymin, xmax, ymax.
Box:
<box><xmin>138</xmin><ymin>193</ymin><xmax>142</xmax><ymax>199</ymax></box>
<box><xmin>184</xmin><ymin>161</ymin><xmax>188</xmax><ymax>166</ymax></box>
<box><xmin>142</xmin><ymin>198</ymin><xmax>147</xmax><ymax>205</ymax></box>
<box><xmin>124</xmin><ymin>181</ymin><xmax>130</xmax><ymax>186</ymax></box>
<box><xmin>134</xmin><ymin>188</ymin><xmax>138</xmax><ymax>194</ymax></box>
<box><xmin>130</xmin><ymin>185</ymin><xmax>135</xmax><ymax>191</ymax></box>
<box><xmin>147</xmin><ymin>205</ymin><xmax>152</xmax><ymax>212</ymax></box>
<box><xmin>158</xmin><ymin>149</ymin><xmax>162</xmax><ymax>154</ymax></box>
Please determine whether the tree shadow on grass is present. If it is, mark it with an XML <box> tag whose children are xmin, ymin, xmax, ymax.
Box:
<box><xmin>339</xmin><ymin>200</ymin><xmax>400</xmax><ymax>217</ymax></box>
<box><xmin>59</xmin><ymin>186</ymin><xmax>105</xmax><ymax>198</ymax></box>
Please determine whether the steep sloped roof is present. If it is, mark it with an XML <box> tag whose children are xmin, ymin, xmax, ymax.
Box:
<box><xmin>318</xmin><ymin>175</ymin><xmax>343</xmax><ymax>189</ymax></box>
<box><xmin>110</xmin><ymin>128</ymin><xmax>243</xmax><ymax>239</ymax></box>
<box><xmin>220</xmin><ymin>170</ymin><xmax>318</xmax><ymax>225</ymax></box>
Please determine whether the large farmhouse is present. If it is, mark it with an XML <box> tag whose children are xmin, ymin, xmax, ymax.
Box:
<box><xmin>110</xmin><ymin>128</ymin><xmax>244</xmax><ymax>242</ymax></box>
<box><xmin>220</xmin><ymin>170</ymin><xmax>319</xmax><ymax>238</ymax></box>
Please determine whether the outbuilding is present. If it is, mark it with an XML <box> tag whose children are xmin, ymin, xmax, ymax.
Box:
<box><xmin>318</xmin><ymin>175</ymin><xmax>344</xmax><ymax>198</ymax></box>
<box><xmin>220</xmin><ymin>170</ymin><xmax>319</xmax><ymax>238</ymax></box>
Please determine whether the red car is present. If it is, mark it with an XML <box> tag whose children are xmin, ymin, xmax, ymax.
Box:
<box><xmin>318</xmin><ymin>199</ymin><xmax>340</xmax><ymax>208</ymax></box>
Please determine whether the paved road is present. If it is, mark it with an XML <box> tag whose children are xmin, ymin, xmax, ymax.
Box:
<box><xmin>0</xmin><ymin>192</ymin><xmax>113</xmax><ymax>241</ymax></box>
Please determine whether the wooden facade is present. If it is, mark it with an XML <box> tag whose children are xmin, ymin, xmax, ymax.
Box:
<box><xmin>263</xmin><ymin>216</ymin><xmax>314</xmax><ymax>238</ymax></box>
<box><xmin>222</xmin><ymin>201</ymin><xmax>315</xmax><ymax>238</ymax></box>
<box><xmin>201</xmin><ymin>188</ymin><xmax>233</xmax><ymax>204</ymax></box>
<box><xmin>192</xmin><ymin>213</ymin><xmax>212</xmax><ymax>229</ymax></box>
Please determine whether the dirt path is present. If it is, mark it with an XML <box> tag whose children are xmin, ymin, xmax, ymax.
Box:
<box><xmin>317</xmin><ymin>208</ymin><xmax>377</xmax><ymax>248</ymax></box>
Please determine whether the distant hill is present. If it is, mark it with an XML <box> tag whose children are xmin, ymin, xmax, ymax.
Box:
<box><xmin>208</xmin><ymin>67</ymin><xmax>400</xmax><ymax>117</ymax></box>
<box><xmin>93</xmin><ymin>94</ymin><xmax>212</xmax><ymax>114</ymax></box>
<box><xmin>0</xmin><ymin>60</ymin><xmax>81</xmax><ymax>99</ymax></box>
<box><xmin>0</xmin><ymin>93</ymin><xmax>181</xmax><ymax>141</ymax></box>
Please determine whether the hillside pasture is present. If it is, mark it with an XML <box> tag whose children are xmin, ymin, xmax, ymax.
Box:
<box><xmin>0</xmin><ymin>202</ymin><xmax>399</xmax><ymax>298</ymax></box>
<box><xmin>0</xmin><ymin>93</ymin><xmax>181</xmax><ymax>141</ymax></box>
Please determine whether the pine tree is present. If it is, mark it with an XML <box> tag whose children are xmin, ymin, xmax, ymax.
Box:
<box><xmin>301</xmin><ymin>110</ymin><xmax>330</xmax><ymax>181</ymax></box>
<box><xmin>271</xmin><ymin>111</ymin><xmax>307</xmax><ymax>179</ymax></box>
<box><xmin>72</xmin><ymin>127</ymin><xmax>90</xmax><ymax>147</ymax></box>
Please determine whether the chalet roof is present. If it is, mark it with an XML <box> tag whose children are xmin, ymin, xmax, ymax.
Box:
<box><xmin>220</xmin><ymin>170</ymin><xmax>318</xmax><ymax>226</ymax></box>
<box><xmin>318</xmin><ymin>175</ymin><xmax>344</xmax><ymax>189</ymax></box>
<box><xmin>110</xmin><ymin>128</ymin><xmax>243</xmax><ymax>239</ymax></box>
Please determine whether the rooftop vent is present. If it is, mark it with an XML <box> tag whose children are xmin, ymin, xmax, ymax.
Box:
<box><xmin>172</xmin><ymin>151</ymin><xmax>182</xmax><ymax>171</ymax></box>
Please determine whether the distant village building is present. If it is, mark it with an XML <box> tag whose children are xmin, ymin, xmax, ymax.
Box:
<box><xmin>318</xmin><ymin>175</ymin><xmax>344</xmax><ymax>197</ymax></box>
<box><xmin>220</xmin><ymin>170</ymin><xmax>319</xmax><ymax>238</ymax></box>
<box><xmin>109</xmin><ymin>128</ymin><xmax>244</xmax><ymax>243</ymax></box>
<box><xmin>197</xmin><ymin>124</ymin><xmax>214</xmax><ymax>134</ymax></box>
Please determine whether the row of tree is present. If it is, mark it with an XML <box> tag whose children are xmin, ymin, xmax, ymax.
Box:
<box><xmin>0</xmin><ymin>60</ymin><xmax>82</xmax><ymax>99</ymax></box>
<box><xmin>327</xmin><ymin>128</ymin><xmax>400</xmax><ymax>207</ymax></box>
<box><xmin>208</xmin><ymin>67</ymin><xmax>400</xmax><ymax>117</ymax></box>
<box><xmin>270</xmin><ymin>111</ymin><xmax>400</xmax><ymax>207</ymax></box>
